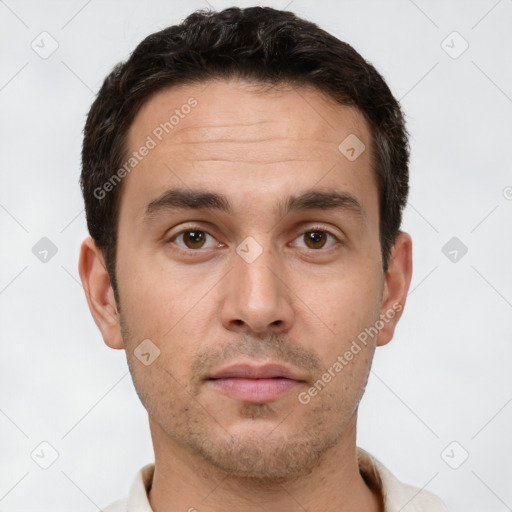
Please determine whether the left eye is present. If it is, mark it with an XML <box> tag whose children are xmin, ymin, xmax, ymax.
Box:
<box><xmin>293</xmin><ymin>229</ymin><xmax>339</xmax><ymax>250</ymax></box>
<box><xmin>172</xmin><ymin>230</ymin><xmax>218</xmax><ymax>250</ymax></box>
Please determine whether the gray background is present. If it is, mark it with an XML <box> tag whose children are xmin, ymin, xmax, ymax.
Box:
<box><xmin>1</xmin><ymin>0</ymin><xmax>511</xmax><ymax>510</ymax></box>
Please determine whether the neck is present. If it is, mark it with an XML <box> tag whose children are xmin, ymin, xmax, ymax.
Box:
<box><xmin>147</xmin><ymin>413</ymin><xmax>382</xmax><ymax>512</ymax></box>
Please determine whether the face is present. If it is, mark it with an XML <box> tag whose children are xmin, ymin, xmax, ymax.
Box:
<box><xmin>80</xmin><ymin>78</ymin><xmax>411</xmax><ymax>481</ymax></box>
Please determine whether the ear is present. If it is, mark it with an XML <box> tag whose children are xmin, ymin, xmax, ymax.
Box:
<box><xmin>78</xmin><ymin>236</ymin><xmax>124</xmax><ymax>350</ymax></box>
<box><xmin>376</xmin><ymin>231</ymin><xmax>413</xmax><ymax>347</ymax></box>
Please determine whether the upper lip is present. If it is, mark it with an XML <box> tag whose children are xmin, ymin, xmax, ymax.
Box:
<box><xmin>208</xmin><ymin>363</ymin><xmax>306</xmax><ymax>381</ymax></box>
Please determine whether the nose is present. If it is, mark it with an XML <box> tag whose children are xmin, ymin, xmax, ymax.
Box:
<box><xmin>219</xmin><ymin>244</ymin><xmax>295</xmax><ymax>335</ymax></box>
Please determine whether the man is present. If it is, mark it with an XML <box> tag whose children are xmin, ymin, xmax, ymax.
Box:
<box><xmin>78</xmin><ymin>6</ymin><xmax>450</xmax><ymax>511</ymax></box>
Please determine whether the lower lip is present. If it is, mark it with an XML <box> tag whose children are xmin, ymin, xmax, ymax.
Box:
<box><xmin>207</xmin><ymin>377</ymin><xmax>301</xmax><ymax>403</ymax></box>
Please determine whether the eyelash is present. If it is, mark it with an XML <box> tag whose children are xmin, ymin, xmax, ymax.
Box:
<box><xmin>166</xmin><ymin>225</ymin><xmax>342</xmax><ymax>253</ymax></box>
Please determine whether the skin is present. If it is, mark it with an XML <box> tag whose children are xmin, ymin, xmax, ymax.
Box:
<box><xmin>79</xmin><ymin>78</ymin><xmax>412</xmax><ymax>512</ymax></box>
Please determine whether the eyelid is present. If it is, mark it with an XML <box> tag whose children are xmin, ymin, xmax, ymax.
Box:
<box><xmin>166</xmin><ymin>225</ymin><xmax>220</xmax><ymax>249</ymax></box>
<box><xmin>290</xmin><ymin>225</ymin><xmax>343</xmax><ymax>249</ymax></box>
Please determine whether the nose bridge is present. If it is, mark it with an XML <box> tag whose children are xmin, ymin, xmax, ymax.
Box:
<box><xmin>220</xmin><ymin>237</ymin><xmax>294</xmax><ymax>333</ymax></box>
<box><xmin>241</xmin><ymin>250</ymin><xmax>279</xmax><ymax>306</ymax></box>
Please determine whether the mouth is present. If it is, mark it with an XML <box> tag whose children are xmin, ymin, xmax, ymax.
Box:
<box><xmin>206</xmin><ymin>363</ymin><xmax>306</xmax><ymax>404</ymax></box>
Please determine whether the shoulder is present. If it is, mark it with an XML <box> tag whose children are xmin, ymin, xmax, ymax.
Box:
<box><xmin>357</xmin><ymin>447</ymin><xmax>451</xmax><ymax>512</ymax></box>
<box><xmin>100</xmin><ymin>463</ymin><xmax>155</xmax><ymax>512</ymax></box>
<box><xmin>101</xmin><ymin>498</ymin><xmax>128</xmax><ymax>512</ymax></box>
<box><xmin>383</xmin><ymin>477</ymin><xmax>451</xmax><ymax>512</ymax></box>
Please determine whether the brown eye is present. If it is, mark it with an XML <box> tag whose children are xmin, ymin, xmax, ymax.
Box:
<box><xmin>304</xmin><ymin>231</ymin><xmax>328</xmax><ymax>249</ymax></box>
<box><xmin>181</xmin><ymin>230</ymin><xmax>207</xmax><ymax>249</ymax></box>
<box><xmin>170</xmin><ymin>230</ymin><xmax>215</xmax><ymax>250</ymax></box>
<box><xmin>292</xmin><ymin>228</ymin><xmax>339</xmax><ymax>251</ymax></box>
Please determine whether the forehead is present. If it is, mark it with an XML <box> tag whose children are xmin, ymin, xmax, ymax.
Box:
<box><xmin>128</xmin><ymin>79</ymin><xmax>369</xmax><ymax>149</ymax></box>
<box><xmin>119</xmin><ymin>78</ymin><xmax>376</xmax><ymax>224</ymax></box>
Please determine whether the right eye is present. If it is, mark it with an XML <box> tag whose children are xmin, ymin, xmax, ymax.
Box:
<box><xmin>169</xmin><ymin>229</ymin><xmax>219</xmax><ymax>251</ymax></box>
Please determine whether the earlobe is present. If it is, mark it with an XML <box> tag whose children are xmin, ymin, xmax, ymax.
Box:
<box><xmin>78</xmin><ymin>237</ymin><xmax>124</xmax><ymax>350</ymax></box>
<box><xmin>376</xmin><ymin>232</ymin><xmax>413</xmax><ymax>347</ymax></box>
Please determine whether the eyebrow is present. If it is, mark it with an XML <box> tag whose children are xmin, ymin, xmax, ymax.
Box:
<box><xmin>142</xmin><ymin>187</ymin><xmax>364</xmax><ymax>223</ymax></box>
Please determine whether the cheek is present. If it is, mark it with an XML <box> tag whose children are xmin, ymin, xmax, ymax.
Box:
<box><xmin>127</xmin><ymin>354</ymin><xmax>194</xmax><ymax>426</ymax></box>
<box><xmin>300</xmin><ymin>342</ymin><xmax>375</xmax><ymax>423</ymax></box>
<box><xmin>117</xmin><ymin>263</ymin><xmax>211</xmax><ymax>378</ymax></box>
<box><xmin>299</xmin><ymin>266</ymin><xmax>382</xmax><ymax>354</ymax></box>
<box><xmin>116</xmin><ymin>254</ymin><xmax>204</xmax><ymax>343</ymax></box>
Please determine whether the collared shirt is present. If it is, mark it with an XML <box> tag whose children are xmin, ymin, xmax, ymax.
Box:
<box><xmin>103</xmin><ymin>446</ymin><xmax>451</xmax><ymax>511</ymax></box>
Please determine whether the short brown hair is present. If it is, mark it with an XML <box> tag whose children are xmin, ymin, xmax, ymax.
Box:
<box><xmin>81</xmin><ymin>6</ymin><xmax>409</xmax><ymax>302</ymax></box>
